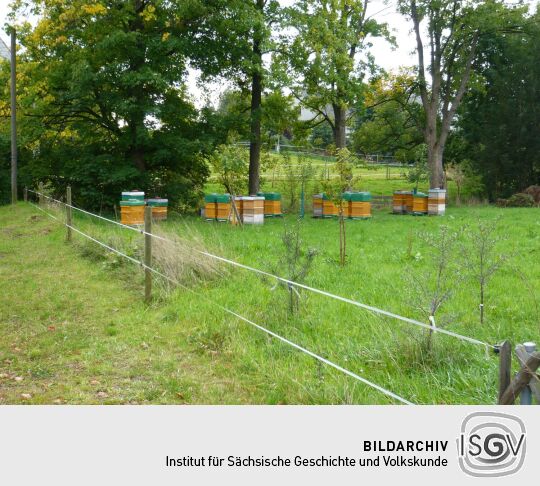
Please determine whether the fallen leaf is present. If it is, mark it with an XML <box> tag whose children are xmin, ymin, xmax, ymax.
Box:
<box><xmin>97</xmin><ymin>391</ymin><xmax>108</xmax><ymax>399</ymax></box>
<box><xmin>14</xmin><ymin>376</ymin><xmax>23</xmax><ymax>382</ymax></box>
<box><xmin>141</xmin><ymin>342</ymin><xmax>149</xmax><ymax>349</ymax></box>
<box><xmin>21</xmin><ymin>393</ymin><xmax>32</xmax><ymax>400</ymax></box>
<box><xmin>0</xmin><ymin>373</ymin><xmax>9</xmax><ymax>379</ymax></box>
<box><xmin>90</xmin><ymin>379</ymin><xmax>100</xmax><ymax>386</ymax></box>
<box><xmin>53</xmin><ymin>399</ymin><xmax>63</xmax><ymax>405</ymax></box>
<box><xmin>47</xmin><ymin>326</ymin><xmax>56</xmax><ymax>332</ymax></box>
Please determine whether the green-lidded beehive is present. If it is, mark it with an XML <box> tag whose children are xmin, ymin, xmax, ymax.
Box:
<box><xmin>257</xmin><ymin>192</ymin><xmax>282</xmax><ymax>217</ymax></box>
<box><xmin>343</xmin><ymin>191</ymin><xmax>372</xmax><ymax>219</ymax></box>
<box><xmin>147</xmin><ymin>198</ymin><xmax>168</xmax><ymax>221</ymax></box>
<box><xmin>215</xmin><ymin>194</ymin><xmax>231</xmax><ymax>221</ymax></box>
<box><xmin>121</xmin><ymin>191</ymin><xmax>145</xmax><ymax>202</ymax></box>
<box><xmin>120</xmin><ymin>199</ymin><xmax>144</xmax><ymax>225</ymax></box>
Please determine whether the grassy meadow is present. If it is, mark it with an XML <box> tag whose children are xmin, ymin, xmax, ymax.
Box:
<box><xmin>1</xmin><ymin>189</ymin><xmax>538</xmax><ymax>405</ymax></box>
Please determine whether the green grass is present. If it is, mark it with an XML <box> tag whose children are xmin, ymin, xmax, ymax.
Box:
<box><xmin>1</xmin><ymin>196</ymin><xmax>539</xmax><ymax>404</ymax></box>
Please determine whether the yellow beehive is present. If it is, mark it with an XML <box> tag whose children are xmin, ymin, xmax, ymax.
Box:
<box><xmin>322</xmin><ymin>200</ymin><xmax>338</xmax><ymax>218</ymax></box>
<box><xmin>349</xmin><ymin>201</ymin><xmax>371</xmax><ymax>218</ymax></box>
<box><xmin>403</xmin><ymin>192</ymin><xmax>414</xmax><ymax>213</ymax></box>
<box><xmin>216</xmin><ymin>202</ymin><xmax>231</xmax><ymax>221</ymax></box>
<box><xmin>264</xmin><ymin>200</ymin><xmax>282</xmax><ymax>216</ymax></box>
<box><xmin>204</xmin><ymin>202</ymin><xmax>216</xmax><ymax>220</ymax></box>
<box><xmin>151</xmin><ymin>206</ymin><xmax>167</xmax><ymax>221</ymax></box>
<box><xmin>120</xmin><ymin>203</ymin><xmax>145</xmax><ymax>225</ymax></box>
<box><xmin>412</xmin><ymin>193</ymin><xmax>428</xmax><ymax>214</ymax></box>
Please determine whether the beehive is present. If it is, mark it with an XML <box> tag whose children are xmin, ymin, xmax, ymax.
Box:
<box><xmin>313</xmin><ymin>194</ymin><xmax>323</xmax><ymax>218</ymax></box>
<box><xmin>120</xmin><ymin>200</ymin><xmax>145</xmax><ymax>225</ymax></box>
<box><xmin>393</xmin><ymin>191</ymin><xmax>407</xmax><ymax>214</ymax></box>
<box><xmin>231</xmin><ymin>196</ymin><xmax>243</xmax><ymax>222</ymax></box>
<box><xmin>204</xmin><ymin>194</ymin><xmax>217</xmax><ymax>221</ymax></box>
<box><xmin>428</xmin><ymin>188</ymin><xmax>446</xmax><ymax>216</ymax></box>
<box><xmin>242</xmin><ymin>196</ymin><xmax>264</xmax><ymax>225</ymax></box>
<box><xmin>403</xmin><ymin>191</ymin><xmax>414</xmax><ymax>213</ymax></box>
<box><xmin>257</xmin><ymin>192</ymin><xmax>282</xmax><ymax>217</ymax></box>
<box><xmin>412</xmin><ymin>192</ymin><xmax>428</xmax><ymax>215</ymax></box>
<box><xmin>322</xmin><ymin>198</ymin><xmax>339</xmax><ymax>218</ymax></box>
<box><xmin>215</xmin><ymin>194</ymin><xmax>231</xmax><ymax>222</ymax></box>
<box><xmin>343</xmin><ymin>192</ymin><xmax>372</xmax><ymax>219</ymax></box>
<box><xmin>147</xmin><ymin>198</ymin><xmax>168</xmax><ymax>221</ymax></box>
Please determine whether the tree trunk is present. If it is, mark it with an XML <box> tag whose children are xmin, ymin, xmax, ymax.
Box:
<box><xmin>249</xmin><ymin>67</ymin><xmax>262</xmax><ymax>195</ymax></box>
<box><xmin>427</xmin><ymin>143</ymin><xmax>445</xmax><ymax>189</ymax></box>
<box><xmin>332</xmin><ymin>104</ymin><xmax>347</xmax><ymax>149</ymax></box>
<box><xmin>248</xmin><ymin>1</ymin><xmax>264</xmax><ymax>195</ymax></box>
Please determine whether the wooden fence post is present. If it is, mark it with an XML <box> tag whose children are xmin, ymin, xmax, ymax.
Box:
<box><xmin>23</xmin><ymin>187</ymin><xmax>27</xmax><ymax>202</ymax></box>
<box><xmin>497</xmin><ymin>340</ymin><xmax>512</xmax><ymax>404</ymax></box>
<box><xmin>144</xmin><ymin>205</ymin><xmax>152</xmax><ymax>303</ymax></box>
<box><xmin>38</xmin><ymin>182</ymin><xmax>44</xmax><ymax>206</ymax></box>
<box><xmin>500</xmin><ymin>348</ymin><xmax>540</xmax><ymax>405</ymax></box>
<box><xmin>66</xmin><ymin>185</ymin><xmax>72</xmax><ymax>242</ymax></box>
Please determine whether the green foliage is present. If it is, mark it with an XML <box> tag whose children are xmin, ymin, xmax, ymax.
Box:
<box><xmin>457</xmin><ymin>7</ymin><xmax>540</xmax><ymax>199</ymax></box>
<box><xmin>405</xmin><ymin>145</ymin><xmax>428</xmax><ymax>191</ymax></box>
<box><xmin>208</xmin><ymin>143</ymin><xmax>249</xmax><ymax>195</ymax></box>
<box><xmin>2</xmin><ymin>0</ymin><xmax>212</xmax><ymax>209</ymax></box>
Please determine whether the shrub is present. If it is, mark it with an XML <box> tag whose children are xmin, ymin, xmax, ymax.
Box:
<box><xmin>505</xmin><ymin>193</ymin><xmax>535</xmax><ymax>207</ymax></box>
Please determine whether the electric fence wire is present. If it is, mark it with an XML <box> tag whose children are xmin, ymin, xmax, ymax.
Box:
<box><xmin>26</xmin><ymin>199</ymin><xmax>413</xmax><ymax>405</ymax></box>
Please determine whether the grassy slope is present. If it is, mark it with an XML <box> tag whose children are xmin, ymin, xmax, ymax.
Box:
<box><xmin>0</xmin><ymin>204</ymin><xmax>260</xmax><ymax>404</ymax></box>
<box><xmin>1</xmin><ymin>200</ymin><xmax>539</xmax><ymax>405</ymax></box>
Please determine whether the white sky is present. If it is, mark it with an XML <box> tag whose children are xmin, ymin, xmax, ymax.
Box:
<box><xmin>1</xmin><ymin>0</ymin><xmax>535</xmax><ymax>107</ymax></box>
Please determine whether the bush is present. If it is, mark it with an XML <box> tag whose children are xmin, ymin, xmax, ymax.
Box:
<box><xmin>505</xmin><ymin>193</ymin><xmax>535</xmax><ymax>207</ymax></box>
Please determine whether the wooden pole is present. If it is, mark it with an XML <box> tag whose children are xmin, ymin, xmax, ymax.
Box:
<box><xmin>38</xmin><ymin>182</ymin><xmax>44</xmax><ymax>206</ymax></box>
<box><xmin>66</xmin><ymin>185</ymin><xmax>72</xmax><ymax>242</ymax></box>
<box><xmin>144</xmin><ymin>205</ymin><xmax>152</xmax><ymax>302</ymax></box>
<box><xmin>497</xmin><ymin>340</ymin><xmax>511</xmax><ymax>404</ymax></box>
<box><xmin>500</xmin><ymin>351</ymin><xmax>540</xmax><ymax>405</ymax></box>
<box><xmin>23</xmin><ymin>187</ymin><xmax>27</xmax><ymax>202</ymax></box>
<box><xmin>10</xmin><ymin>29</ymin><xmax>17</xmax><ymax>204</ymax></box>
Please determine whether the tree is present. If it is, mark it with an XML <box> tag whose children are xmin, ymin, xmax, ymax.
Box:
<box><xmin>283</xmin><ymin>0</ymin><xmax>390</xmax><ymax>149</ymax></box>
<box><xmin>352</xmin><ymin>71</ymin><xmax>423</xmax><ymax>160</ymax></box>
<box><xmin>398</xmin><ymin>0</ymin><xmax>519</xmax><ymax>189</ymax></box>
<box><xmin>4</xmin><ymin>0</ymin><xmax>210</xmax><ymax>209</ymax></box>
<box><xmin>184</xmin><ymin>0</ymin><xmax>282</xmax><ymax>195</ymax></box>
<box><xmin>456</xmin><ymin>6</ymin><xmax>539</xmax><ymax>199</ymax></box>
<box><xmin>322</xmin><ymin>148</ymin><xmax>357</xmax><ymax>266</ymax></box>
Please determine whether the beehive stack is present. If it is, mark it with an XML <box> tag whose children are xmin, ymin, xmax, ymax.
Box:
<box><xmin>120</xmin><ymin>191</ymin><xmax>145</xmax><ymax>225</ymax></box>
<box><xmin>215</xmin><ymin>194</ymin><xmax>231</xmax><ymax>222</ymax></box>
<box><xmin>403</xmin><ymin>191</ymin><xmax>414</xmax><ymax>214</ymax></box>
<box><xmin>393</xmin><ymin>191</ymin><xmax>407</xmax><ymax>214</ymax></box>
<box><xmin>343</xmin><ymin>192</ymin><xmax>372</xmax><ymax>219</ymax></box>
<box><xmin>322</xmin><ymin>194</ymin><xmax>338</xmax><ymax>218</ymax></box>
<box><xmin>412</xmin><ymin>192</ymin><xmax>428</xmax><ymax>215</ymax></box>
<box><xmin>147</xmin><ymin>198</ymin><xmax>168</xmax><ymax>221</ymax></box>
<box><xmin>204</xmin><ymin>194</ymin><xmax>217</xmax><ymax>221</ymax></box>
<box><xmin>242</xmin><ymin>196</ymin><xmax>264</xmax><ymax>225</ymax></box>
<box><xmin>257</xmin><ymin>192</ymin><xmax>282</xmax><ymax>217</ymax></box>
<box><xmin>313</xmin><ymin>194</ymin><xmax>323</xmax><ymax>218</ymax></box>
<box><xmin>428</xmin><ymin>188</ymin><xmax>446</xmax><ymax>216</ymax></box>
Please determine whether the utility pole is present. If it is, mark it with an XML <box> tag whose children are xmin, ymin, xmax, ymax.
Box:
<box><xmin>10</xmin><ymin>29</ymin><xmax>17</xmax><ymax>204</ymax></box>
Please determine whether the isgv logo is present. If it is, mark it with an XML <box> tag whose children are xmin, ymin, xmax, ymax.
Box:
<box><xmin>457</xmin><ymin>412</ymin><xmax>526</xmax><ymax>477</ymax></box>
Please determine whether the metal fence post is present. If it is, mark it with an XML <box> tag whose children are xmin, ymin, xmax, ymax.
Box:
<box><xmin>520</xmin><ymin>342</ymin><xmax>537</xmax><ymax>405</ymax></box>
<box><xmin>144</xmin><ymin>206</ymin><xmax>152</xmax><ymax>303</ymax></box>
<box><xmin>66</xmin><ymin>185</ymin><xmax>72</xmax><ymax>242</ymax></box>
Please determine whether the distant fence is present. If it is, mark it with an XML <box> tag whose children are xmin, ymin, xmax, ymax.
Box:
<box><xmin>23</xmin><ymin>186</ymin><xmax>540</xmax><ymax>406</ymax></box>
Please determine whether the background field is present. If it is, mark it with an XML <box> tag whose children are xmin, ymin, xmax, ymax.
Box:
<box><xmin>1</xmin><ymin>184</ymin><xmax>538</xmax><ymax>404</ymax></box>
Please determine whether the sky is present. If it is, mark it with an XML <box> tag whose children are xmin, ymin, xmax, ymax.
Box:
<box><xmin>0</xmin><ymin>0</ymin><xmax>535</xmax><ymax>107</ymax></box>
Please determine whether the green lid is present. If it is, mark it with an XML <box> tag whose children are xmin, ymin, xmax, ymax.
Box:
<box><xmin>414</xmin><ymin>192</ymin><xmax>428</xmax><ymax>198</ymax></box>
<box><xmin>204</xmin><ymin>194</ymin><xmax>218</xmax><ymax>203</ymax></box>
<box><xmin>147</xmin><ymin>198</ymin><xmax>168</xmax><ymax>207</ymax></box>
<box><xmin>257</xmin><ymin>192</ymin><xmax>281</xmax><ymax>201</ymax></box>
<box><xmin>215</xmin><ymin>194</ymin><xmax>231</xmax><ymax>203</ymax></box>
<box><xmin>343</xmin><ymin>191</ymin><xmax>371</xmax><ymax>202</ymax></box>
<box><xmin>120</xmin><ymin>200</ymin><xmax>145</xmax><ymax>207</ymax></box>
